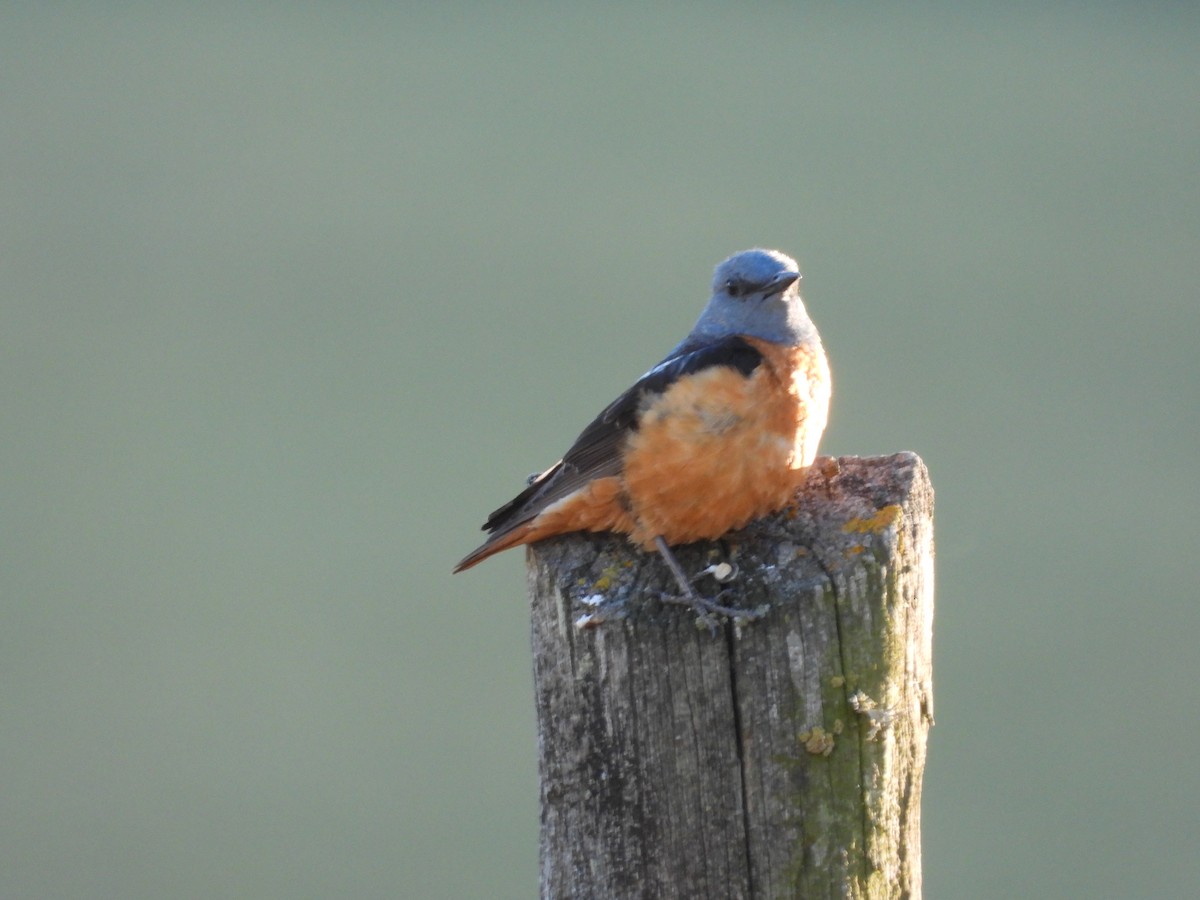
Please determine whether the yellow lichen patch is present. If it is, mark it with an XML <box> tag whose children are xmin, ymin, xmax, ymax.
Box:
<box><xmin>591</xmin><ymin>564</ymin><xmax>624</xmax><ymax>592</ymax></box>
<box><xmin>798</xmin><ymin>726</ymin><xmax>836</xmax><ymax>757</ymax></box>
<box><xmin>830</xmin><ymin>675</ymin><xmax>845</xmax><ymax>688</ymax></box>
<box><xmin>842</xmin><ymin>504</ymin><xmax>904</xmax><ymax>535</ymax></box>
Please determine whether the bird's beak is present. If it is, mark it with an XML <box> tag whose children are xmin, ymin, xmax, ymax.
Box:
<box><xmin>764</xmin><ymin>271</ymin><xmax>800</xmax><ymax>296</ymax></box>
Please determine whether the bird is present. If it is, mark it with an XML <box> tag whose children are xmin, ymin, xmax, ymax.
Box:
<box><xmin>454</xmin><ymin>248</ymin><xmax>831</xmax><ymax>622</ymax></box>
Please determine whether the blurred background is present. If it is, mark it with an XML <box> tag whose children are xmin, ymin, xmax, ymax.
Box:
<box><xmin>3</xmin><ymin>3</ymin><xmax>1197</xmax><ymax>897</ymax></box>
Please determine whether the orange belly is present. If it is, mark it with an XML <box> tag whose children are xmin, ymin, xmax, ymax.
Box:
<box><xmin>619</xmin><ymin>338</ymin><xmax>829</xmax><ymax>547</ymax></box>
<box><xmin>515</xmin><ymin>337</ymin><xmax>829</xmax><ymax>552</ymax></box>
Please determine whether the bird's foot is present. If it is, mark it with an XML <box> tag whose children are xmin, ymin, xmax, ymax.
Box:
<box><xmin>655</xmin><ymin>586</ymin><xmax>765</xmax><ymax>633</ymax></box>
<box><xmin>652</xmin><ymin>536</ymin><xmax>765</xmax><ymax>633</ymax></box>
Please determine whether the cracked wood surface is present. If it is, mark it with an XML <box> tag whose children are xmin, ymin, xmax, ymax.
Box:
<box><xmin>528</xmin><ymin>453</ymin><xmax>934</xmax><ymax>899</ymax></box>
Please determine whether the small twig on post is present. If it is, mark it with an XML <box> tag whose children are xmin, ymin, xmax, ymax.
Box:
<box><xmin>528</xmin><ymin>453</ymin><xmax>934</xmax><ymax>899</ymax></box>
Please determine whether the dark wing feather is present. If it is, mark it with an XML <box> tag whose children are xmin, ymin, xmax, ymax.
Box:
<box><xmin>479</xmin><ymin>334</ymin><xmax>763</xmax><ymax>537</ymax></box>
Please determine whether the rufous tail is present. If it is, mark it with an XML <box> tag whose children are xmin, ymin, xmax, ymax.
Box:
<box><xmin>453</xmin><ymin>522</ymin><xmax>541</xmax><ymax>573</ymax></box>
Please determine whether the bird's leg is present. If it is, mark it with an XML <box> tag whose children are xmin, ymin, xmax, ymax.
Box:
<box><xmin>652</xmin><ymin>536</ymin><xmax>762</xmax><ymax>630</ymax></box>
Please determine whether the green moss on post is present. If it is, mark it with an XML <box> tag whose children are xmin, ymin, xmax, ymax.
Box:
<box><xmin>529</xmin><ymin>453</ymin><xmax>934</xmax><ymax>899</ymax></box>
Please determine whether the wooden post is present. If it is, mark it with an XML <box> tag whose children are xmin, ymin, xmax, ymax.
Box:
<box><xmin>528</xmin><ymin>453</ymin><xmax>934</xmax><ymax>900</ymax></box>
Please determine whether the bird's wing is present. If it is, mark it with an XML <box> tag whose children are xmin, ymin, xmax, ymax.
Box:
<box><xmin>477</xmin><ymin>334</ymin><xmax>764</xmax><ymax>539</ymax></box>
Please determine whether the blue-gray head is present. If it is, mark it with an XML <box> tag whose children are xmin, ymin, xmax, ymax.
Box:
<box><xmin>689</xmin><ymin>248</ymin><xmax>817</xmax><ymax>346</ymax></box>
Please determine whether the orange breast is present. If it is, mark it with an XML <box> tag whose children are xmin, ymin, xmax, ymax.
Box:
<box><xmin>619</xmin><ymin>338</ymin><xmax>830</xmax><ymax>547</ymax></box>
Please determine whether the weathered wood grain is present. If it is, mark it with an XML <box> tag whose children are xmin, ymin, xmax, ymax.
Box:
<box><xmin>529</xmin><ymin>453</ymin><xmax>934</xmax><ymax>899</ymax></box>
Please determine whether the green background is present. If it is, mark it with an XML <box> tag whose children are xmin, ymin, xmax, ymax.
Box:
<box><xmin>4</xmin><ymin>4</ymin><xmax>1198</xmax><ymax>897</ymax></box>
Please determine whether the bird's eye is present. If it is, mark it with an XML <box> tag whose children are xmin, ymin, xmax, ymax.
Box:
<box><xmin>725</xmin><ymin>279</ymin><xmax>743</xmax><ymax>297</ymax></box>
